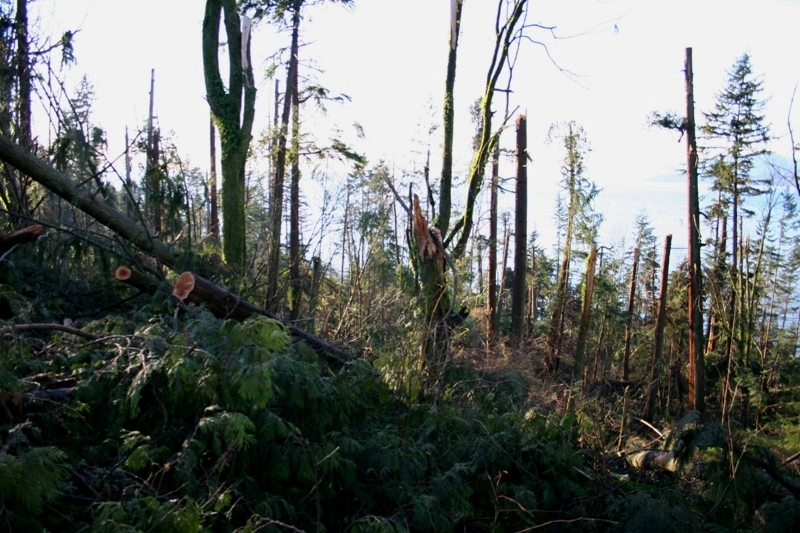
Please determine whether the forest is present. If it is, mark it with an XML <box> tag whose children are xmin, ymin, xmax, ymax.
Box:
<box><xmin>1</xmin><ymin>0</ymin><xmax>800</xmax><ymax>531</ymax></box>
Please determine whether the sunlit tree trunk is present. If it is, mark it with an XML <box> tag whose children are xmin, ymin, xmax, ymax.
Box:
<box><xmin>510</xmin><ymin>113</ymin><xmax>528</xmax><ymax>341</ymax></box>
<box><xmin>202</xmin><ymin>0</ymin><xmax>256</xmax><ymax>272</ymax></box>
<box><xmin>685</xmin><ymin>48</ymin><xmax>705</xmax><ymax>412</ymax></box>
<box><xmin>643</xmin><ymin>234</ymin><xmax>672</xmax><ymax>423</ymax></box>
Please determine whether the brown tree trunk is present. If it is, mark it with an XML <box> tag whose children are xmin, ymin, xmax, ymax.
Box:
<box><xmin>685</xmin><ymin>47</ymin><xmax>705</xmax><ymax>413</ymax></box>
<box><xmin>172</xmin><ymin>271</ymin><xmax>351</xmax><ymax>363</ymax></box>
<box><xmin>0</xmin><ymin>132</ymin><xmax>181</xmax><ymax>268</ymax></box>
<box><xmin>288</xmin><ymin>38</ymin><xmax>302</xmax><ymax>321</ymax></box>
<box><xmin>268</xmin><ymin>6</ymin><xmax>300</xmax><ymax>310</ymax></box>
<box><xmin>510</xmin><ymin>113</ymin><xmax>528</xmax><ymax>341</ymax></box>
<box><xmin>15</xmin><ymin>0</ymin><xmax>31</xmax><ymax>150</ymax></box>
<box><xmin>622</xmin><ymin>247</ymin><xmax>639</xmax><ymax>381</ymax></box>
<box><xmin>642</xmin><ymin>234</ymin><xmax>672</xmax><ymax>423</ymax></box>
<box><xmin>575</xmin><ymin>244</ymin><xmax>597</xmax><ymax>376</ymax></box>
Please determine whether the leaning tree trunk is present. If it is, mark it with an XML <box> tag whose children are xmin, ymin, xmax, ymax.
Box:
<box><xmin>0</xmin><ymin>133</ymin><xmax>180</xmax><ymax>268</ymax></box>
<box><xmin>202</xmin><ymin>0</ymin><xmax>256</xmax><ymax>272</ymax></box>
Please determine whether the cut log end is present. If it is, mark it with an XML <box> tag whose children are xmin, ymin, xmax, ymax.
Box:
<box><xmin>172</xmin><ymin>272</ymin><xmax>196</xmax><ymax>301</ymax></box>
<box><xmin>114</xmin><ymin>265</ymin><xmax>132</xmax><ymax>281</ymax></box>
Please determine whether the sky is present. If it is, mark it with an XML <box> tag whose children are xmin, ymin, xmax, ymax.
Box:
<box><xmin>31</xmin><ymin>0</ymin><xmax>800</xmax><ymax>260</ymax></box>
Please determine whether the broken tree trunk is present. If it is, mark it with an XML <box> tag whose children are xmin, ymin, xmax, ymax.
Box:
<box><xmin>575</xmin><ymin>244</ymin><xmax>597</xmax><ymax>376</ymax></box>
<box><xmin>0</xmin><ymin>224</ymin><xmax>43</xmax><ymax>261</ymax></box>
<box><xmin>411</xmin><ymin>194</ymin><xmax>451</xmax><ymax>367</ymax></box>
<box><xmin>622</xmin><ymin>247</ymin><xmax>639</xmax><ymax>381</ymax></box>
<box><xmin>0</xmin><ymin>133</ymin><xmax>180</xmax><ymax>269</ymax></box>
<box><xmin>171</xmin><ymin>271</ymin><xmax>352</xmax><ymax>364</ymax></box>
<box><xmin>642</xmin><ymin>234</ymin><xmax>672</xmax><ymax>423</ymax></box>
<box><xmin>114</xmin><ymin>265</ymin><xmax>162</xmax><ymax>295</ymax></box>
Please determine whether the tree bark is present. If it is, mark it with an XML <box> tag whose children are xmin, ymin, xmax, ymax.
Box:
<box><xmin>288</xmin><ymin>31</ymin><xmax>302</xmax><ymax>321</ymax></box>
<box><xmin>575</xmin><ymin>244</ymin><xmax>597</xmax><ymax>375</ymax></box>
<box><xmin>172</xmin><ymin>271</ymin><xmax>352</xmax><ymax>363</ymax></box>
<box><xmin>436</xmin><ymin>0</ymin><xmax>463</xmax><ymax>235</ymax></box>
<box><xmin>208</xmin><ymin>114</ymin><xmax>220</xmax><ymax>239</ymax></box>
<box><xmin>642</xmin><ymin>234</ymin><xmax>672</xmax><ymax>423</ymax></box>
<box><xmin>0</xmin><ymin>224</ymin><xmax>42</xmax><ymax>259</ymax></box>
<box><xmin>488</xmin><ymin>145</ymin><xmax>499</xmax><ymax>344</ymax></box>
<box><xmin>202</xmin><ymin>0</ymin><xmax>256</xmax><ymax>271</ymax></box>
<box><xmin>622</xmin><ymin>247</ymin><xmax>639</xmax><ymax>381</ymax></box>
<box><xmin>267</xmin><ymin>6</ymin><xmax>300</xmax><ymax>310</ymax></box>
<box><xmin>0</xmin><ymin>133</ymin><xmax>181</xmax><ymax>268</ymax></box>
<box><xmin>685</xmin><ymin>47</ymin><xmax>705</xmax><ymax>412</ymax></box>
<box><xmin>510</xmin><ymin>113</ymin><xmax>528</xmax><ymax>341</ymax></box>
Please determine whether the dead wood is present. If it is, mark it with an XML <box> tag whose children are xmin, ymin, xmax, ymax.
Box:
<box><xmin>626</xmin><ymin>450</ymin><xmax>679</xmax><ymax>472</ymax></box>
<box><xmin>9</xmin><ymin>323</ymin><xmax>100</xmax><ymax>340</ymax></box>
<box><xmin>0</xmin><ymin>133</ymin><xmax>180</xmax><ymax>268</ymax></box>
<box><xmin>0</xmin><ymin>224</ymin><xmax>44</xmax><ymax>261</ymax></box>
<box><xmin>114</xmin><ymin>265</ymin><xmax>161</xmax><ymax>295</ymax></box>
<box><xmin>172</xmin><ymin>271</ymin><xmax>352</xmax><ymax>364</ymax></box>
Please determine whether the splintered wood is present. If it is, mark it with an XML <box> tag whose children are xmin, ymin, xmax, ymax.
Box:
<box><xmin>412</xmin><ymin>194</ymin><xmax>444</xmax><ymax>274</ymax></box>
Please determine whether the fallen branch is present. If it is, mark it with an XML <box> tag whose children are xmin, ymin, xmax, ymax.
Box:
<box><xmin>172</xmin><ymin>271</ymin><xmax>352</xmax><ymax>364</ymax></box>
<box><xmin>9</xmin><ymin>323</ymin><xmax>100</xmax><ymax>340</ymax></box>
<box><xmin>0</xmin><ymin>224</ymin><xmax>44</xmax><ymax>262</ymax></box>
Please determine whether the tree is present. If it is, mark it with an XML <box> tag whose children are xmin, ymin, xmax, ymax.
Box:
<box><xmin>510</xmin><ymin>113</ymin><xmax>528</xmax><ymax>341</ymax></box>
<box><xmin>702</xmin><ymin>53</ymin><xmax>770</xmax><ymax>425</ymax></box>
<box><xmin>703</xmin><ymin>53</ymin><xmax>770</xmax><ymax>272</ymax></box>
<box><xmin>436</xmin><ymin>0</ymin><xmax>463</xmax><ymax>236</ymax></box>
<box><xmin>545</xmin><ymin>121</ymin><xmax>601</xmax><ymax>373</ymax></box>
<box><xmin>202</xmin><ymin>0</ymin><xmax>257</xmax><ymax>272</ymax></box>
<box><xmin>247</xmin><ymin>0</ymin><xmax>355</xmax><ymax>313</ymax></box>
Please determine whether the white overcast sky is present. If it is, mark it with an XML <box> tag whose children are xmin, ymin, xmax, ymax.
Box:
<box><xmin>32</xmin><ymin>0</ymin><xmax>800</xmax><ymax>256</ymax></box>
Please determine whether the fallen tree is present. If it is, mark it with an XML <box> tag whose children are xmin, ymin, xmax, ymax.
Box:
<box><xmin>0</xmin><ymin>224</ymin><xmax>44</xmax><ymax>261</ymax></box>
<box><xmin>172</xmin><ymin>271</ymin><xmax>352</xmax><ymax>364</ymax></box>
<box><xmin>0</xmin><ymin>133</ymin><xmax>179</xmax><ymax>268</ymax></box>
<box><xmin>0</xmin><ymin>134</ymin><xmax>353</xmax><ymax>362</ymax></box>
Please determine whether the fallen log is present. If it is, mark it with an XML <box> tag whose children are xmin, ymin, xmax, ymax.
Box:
<box><xmin>114</xmin><ymin>265</ymin><xmax>161</xmax><ymax>295</ymax></box>
<box><xmin>172</xmin><ymin>271</ymin><xmax>352</xmax><ymax>363</ymax></box>
<box><xmin>0</xmin><ymin>133</ymin><xmax>179</xmax><ymax>268</ymax></box>
<box><xmin>0</xmin><ymin>224</ymin><xmax>44</xmax><ymax>261</ymax></box>
<box><xmin>626</xmin><ymin>450</ymin><xmax>679</xmax><ymax>472</ymax></box>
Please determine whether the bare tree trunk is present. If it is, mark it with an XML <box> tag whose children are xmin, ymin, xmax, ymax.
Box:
<box><xmin>510</xmin><ymin>113</ymin><xmax>528</xmax><ymax>341</ymax></box>
<box><xmin>685</xmin><ymin>48</ymin><xmax>705</xmax><ymax>413</ymax></box>
<box><xmin>622</xmin><ymin>247</ymin><xmax>639</xmax><ymax>381</ymax></box>
<box><xmin>575</xmin><ymin>244</ymin><xmax>597</xmax><ymax>377</ymax></box>
<box><xmin>15</xmin><ymin>0</ymin><xmax>30</xmax><ymax>151</ymax></box>
<box><xmin>268</xmin><ymin>7</ymin><xmax>300</xmax><ymax>307</ymax></box>
<box><xmin>488</xmin><ymin>145</ymin><xmax>499</xmax><ymax>344</ymax></box>
<box><xmin>643</xmin><ymin>234</ymin><xmax>672</xmax><ymax>423</ymax></box>
<box><xmin>527</xmin><ymin>242</ymin><xmax>536</xmax><ymax>329</ymax></box>
<box><xmin>497</xmin><ymin>218</ymin><xmax>511</xmax><ymax>336</ymax></box>
<box><xmin>288</xmin><ymin>44</ymin><xmax>302</xmax><ymax>321</ymax></box>
<box><xmin>208</xmin><ymin>114</ymin><xmax>219</xmax><ymax>238</ymax></box>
